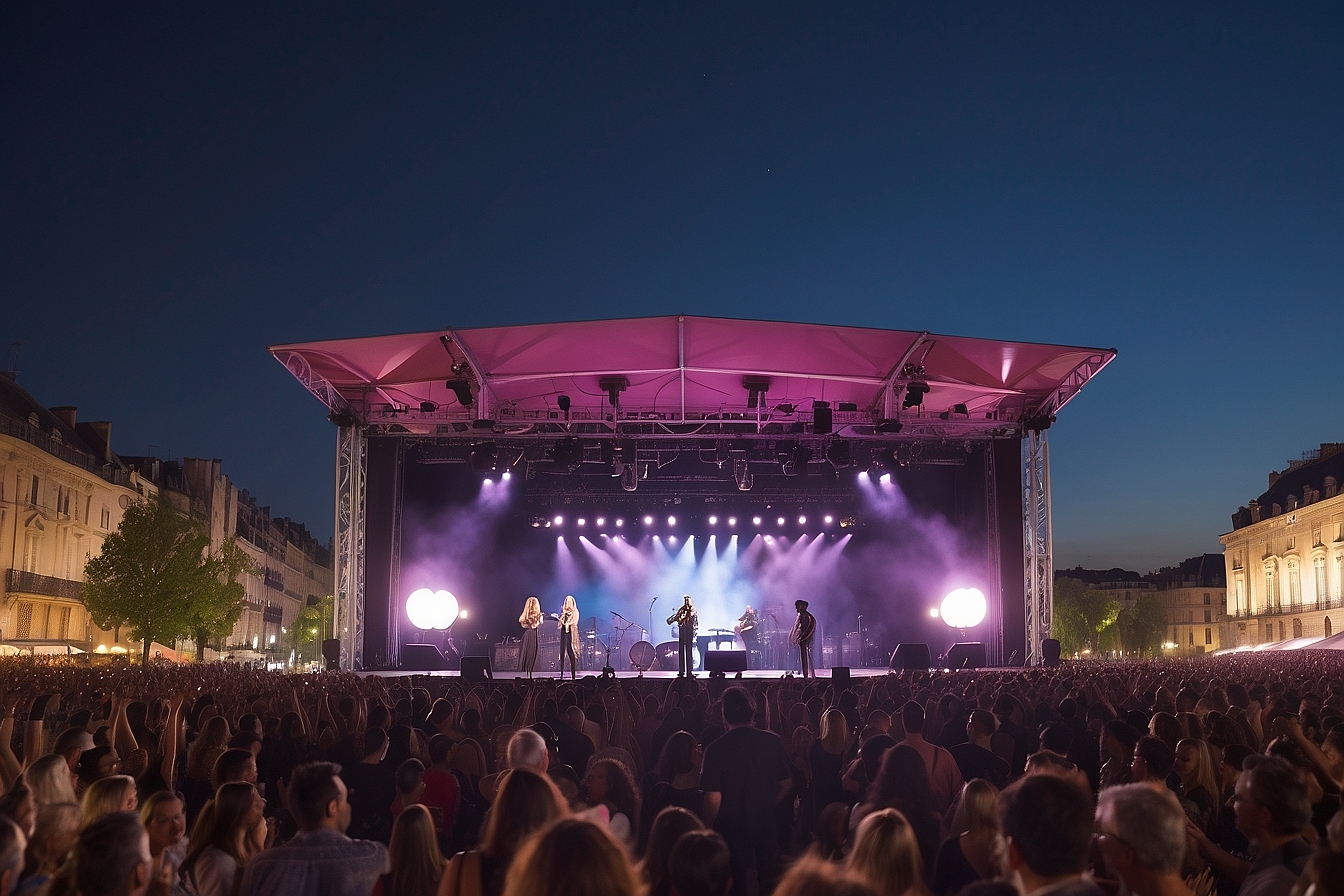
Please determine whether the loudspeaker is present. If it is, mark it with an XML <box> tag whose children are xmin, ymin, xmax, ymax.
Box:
<box><xmin>1042</xmin><ymin>638</ymin><xmax>1062</xmax><ymax>667</ymax></box>
<box><xmin>890</xmin><ymin>643</ymin><xmax>931</xmax><ymax>670</ymax></box>
<box><xmin>461</xmin><ymin>656</ymin><xmax>493</xmax><ymax>682</ymax></box>
<box><xmin>403</xmin><ymin>643</ymin><xmax>448</xmax><ymax>671</ymax></box>
<box><xmin>812</xmin><ymin>403</ymin><xmax>833</xmax><ymax>434</ymax></box>
<box><xmin>947</xmin><ymin>642</ymin><xmax>987</xmax><ymax>670</ymax></box>
<box><xmin>322</xmin><ymin>639</ymin><xmax>341</xmax><ymax>671</ymax></box>
<box><xmin>705</xmin><ymin>650</ymin><xmax>748</xmax><ymax>673</ymax></box>
<box><xmin>831</xmin><ymin>666</ymin><xmax>851</xmax><ymax>688</ymax></box>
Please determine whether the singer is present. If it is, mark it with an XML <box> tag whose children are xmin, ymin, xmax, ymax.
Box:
<box><xmin>666</xmin><ymin>594</ymin><xmax>698</xmax><ymax>677</ymax></box>
<box><xmin>557</xmin><ymin>594</ymin><xmax>580</xmax><ymax>679</ymax></box>
<box><xmin>518</xmin><ymin>596</ymin><xmax>543</xmax><ymax>677</ymax></box>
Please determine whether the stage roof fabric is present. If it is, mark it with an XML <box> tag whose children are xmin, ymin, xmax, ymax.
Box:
<box><xmin>272</xmin><ymin>315</ymin><xmax>1114</xmax><ymax>436</ymax></box>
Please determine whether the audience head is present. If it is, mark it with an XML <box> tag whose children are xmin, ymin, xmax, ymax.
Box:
<box><xmin>75</xmin><ymin>745</ymin><xmax>119</xmax><ymax>788</ymax></box>
<box><xmin>1038</xmin><ymin>722</ymin><xmax>1072</xmax><ymax>755</ymax></box>
<box><xmin>395</xmin><ymin>758</ymin><xmax>426</xmax><ymax>802</ymax></box>
<box><xmin>210</xmin><ymin>748</ymin><xmax>258</xmax><ymax>790</ymax></box>
<box><xmin>79</xmin><ymin>776</ymin><xmax>137</xmax><ymax>829</ymax></box>
<box><xmin>820</xmin><ymin>709</ymin><xmax>849</xmax><ymax>753</ymax></box>
<box><xmin>52</xmin><ymin>729</ymin><xmax>94</xmax><ymax>774</ymax></box>
<box><xmin>773</xmin><ymin>855</ymin><xmax>878</xmax><ymax>896</ymax></box>
<box><xmin>899</xmin><ymin>701</ymin><xmax>925</xmax><ymax>735</ymax></box>
<box><xmin>481</xmin><ymin>769</ymin><xmax>569</xmax><ymax>861</ymax></box>
<box><xmin>138</xmin><ymin>791</ymin><xmax>185</xmax><ymax>856</ymax></box>
<box><xmin>0</xmin><ymin>818</ymin><xmax>24</xmax><ymax>896</ymax></box>
<box><xmin>847</xmin><ymin>808</ymin><xmax>923</xmax><ymax>896</ymax></box>
<box><xmin>288</xmin><ymin>761</ymin><xmax>348</xmax><ymax>833</ymax></box>
<box><xmin>668</xmin><ymin>831</ymin><xmax>731</xmax><ymax>896</ymax></box>
<box><xmin>24</xmin><ymin>755</ymin><xmax>78</xmax><ymax>809</ymax></box>
<box><xmin>506</xmin><ymin>728</ymin><xmax>550</xmax><ymax>773</ymax></box>
<box><xmin>966</xmin><ymin>709</ymin><xmax>996</xmax><ymax>740</ymax></box>
<box><xmin>1000</xmin><ymin>774</ymin><xmax>1094</xmax><ymax>880</ymax></box>
<box><xmin>953</xmin><ymin>778</ymin><xmax>1000</xmax><ymax>836</ymax></box>
<box><xmin>386</xmin><ymin>804</ymin><xmax>443</xmax><ymax>896</ymax></box>
<box><xmin>1130</xmin><ymin>736</ymin><xmax>1175</xmax><ymax>782</ymax></box>
<box><xmin>582</xmin><ymin>759</ymin><xmax>639</xmax><ymax>827</ymax></box>
<box><xmin>870</xmin><ymin>744</ymin><xmax>936</xmax><ymax>814</ymax></box>
<box><xmin>721</xmin><ymin>688</ymin><xmax>754</xmax><ymax>727</ymax></box>
<box><xmin>640</xmin><ymin>807</ymin><xmax>703</xmax><ymax>896</ymax></box>
<box><xmin>1095</xmin><ymin>784</ymin><xmax>1187</xmax><ymax>884</ymax></box>
<box><xmin>68</xmin><ymin>812</ymin><xmax>152</xmax><ymax>896</ymax></box>
<box><xmin>502</xmin><ymin>818</ymin><xmax>641</xmax><ymax>896</ymax></box>
<box><xmin>1235</xmin><ymin>754</ymin><xmax>1311</xmax><ymax>842</ymax></box>
<box><xmin>26</xmin><ymin>801</ymin><xmax>79</xmax><ymax>878</ymax></box>
<box><xmin>0</xmin><ymin>782</ymin><xmax>34</xmax><ymax>839</ymax></box>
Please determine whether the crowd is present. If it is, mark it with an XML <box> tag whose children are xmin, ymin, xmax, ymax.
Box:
<box><xmin>2</xmin><ymin>652</ymin><xmax>1344</xmax><ymax>896</ymax></box>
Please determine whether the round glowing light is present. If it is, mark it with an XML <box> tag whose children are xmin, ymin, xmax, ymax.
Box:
<box><xmin>880</xmin><ymin>473</ymin><xmax>891</xmax><ymax>484</ymax></box>
<box><xmin>824</xmin><ymin>515</ymin><xmax>834</xmax><ymax>524</ymax></box>
<box><xmin>752</xmin><ymin>516</ymin><xmax>762</xmax><ymax>525</ymax></box>
<box><xmin>483</xmin><ymin>477</ymin><xmax>493</xmax><ymax>485</ymax></box>
<box><xmin>459</xmin><ymin>609</ymin><xmax>468</xmax><ymax>619</ymax></box>
<box><xmin>777</xmin><ymin>517</ymin><xmax>786</xmax><ymax>526</ymax></box>
<box><xmin>596</xmin><ymin>517</ymin><xmax>605</xmax><ymax>526</ymax></box>
<box><xmin>929</xmin><ymin>608</ymin><xmax>940</xmax><ymax>618</ymax></box>
<box><xmin>577</xmin><ymin>518</ymin><xmax>586</xmax><ymax>526</ymax></box>
<box><xmin>644</xmin><ymin>515</ymin><xmax>654</xmax><ymax>525</ymax></box>
<box><xmin>798</xmin><ymin>515</ymin><xmax>807</xmax><ymax>525</ymax></box>
<box><xmin>501</xmin><ymin>471</ymin><xmax>511</xmax><ymax>480</ymax></box>
<box><xmin>939</xmin><ymin>588</ymin><xmax>987</xmax><ymax>628</ymax></box>
<box><xmin>554</xmin><ymin>515</ymin><xmax>564</xmax><ymax>525</ymax></box>
<box><xmin>708</xmin><ymin>515</ymin><xmax>718</xmax><ymax>525</ymax></box>
<box><xmin>667</xmin><ymin>516</ymin><xmax>676</xmax><ymax>526</ymax></box>
<box><xmin>615</xmin><ymin>518</ymin><xmax>624</xmax><ymax>527</ymax></box>
<box><xmin>406</xmin><ymin>588</ymin><xmax>460</xmax><ymax>630</ymax></box>
<box><xmin>668</xmin><ymin>536</ymin><xmax>678</xmax><ymax>545</ymax></box>
<box><xmin>728</xmin><ymin>517</ymin><xmax>737</xmax><ymax>526</ymax></box>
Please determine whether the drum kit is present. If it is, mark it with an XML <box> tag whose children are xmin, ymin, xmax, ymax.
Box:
<box><xmin>624</xmin><ymin>605</ymin><xmax>793</xmax><ymax>672</ymax></box>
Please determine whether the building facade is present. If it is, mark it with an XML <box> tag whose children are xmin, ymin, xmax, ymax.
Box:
<box><xmin>1149</xmin><ymin>554</ymin><xmax>1227</xmax><ymax>655</ymax></box>
<box><xmin>1221</xmin><ymin>444</ymin><xmax>1344</xmax><ymax>647</ymax></box>
<box><xmin>0</xmin><ymin>374</ymin><xmax>156</xmax><ymax>654</ymax></box>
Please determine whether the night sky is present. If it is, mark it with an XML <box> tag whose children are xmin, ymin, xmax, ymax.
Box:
<box><xmin>4</xmin><ymin>2</ymin><xmax>1340</xmax><ymax>572</ymax></box>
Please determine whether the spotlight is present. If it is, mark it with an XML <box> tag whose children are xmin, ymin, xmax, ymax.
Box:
<box><xmin>406</xmin><ymin>588</ymin><xmax>459</xmax><ymax>631</ymax></box>
<box><xmin>446</xmin><ymin>379</ymin><xmax>474</xmax><ymax>406</ymax></box>
<box><xmin>728</xmin><ymin>517</ymin><xmax>737</xmax><ymax>526</ymax></box>
<box><xmin>743</xmin><ymin>375</ymin><xmax>771</xmax><ymax>409</ymax></box>
<box><xmin>644</xmin><ymin>515</ymin><xmax>654</xmax><ymax>525</ymax></box>
<box><xmin>469</xmin><ymin>444</ymin><xmax>497</xmax><ymax>474</ymax></box>
<box><xmin>824</xmin><ymin>515</ymin><xmax>834</xmax><ymax>524</ymax></box>
<box><xmin>419</xmin><ymin>401</ymin><xmax>438</xmax><ymax>414</ymax></box>
<box><xmin>615</xmin><ymin>518</ymin><xmax>624</xmax><ymax>527</ymax></box>
<box><xmin>667</xmin><ymin>516</ymin><xmax>676</xmax><ymax>526</ymax></box>
<box><xmin>668</xmin><ymin>536</ymin><xmax>677</xmax><ymax>545</ymax></box>
<box><xmin>798</xmin><ymin>515</ymin><xmax>806</xmax><ymax>525</ymax></box>
<box><xmin>554</xmin><ymin>515</ymin><xmax>564</xmax><ymax>525</ymax></box>
<box><xmin>557</xmin><ymin>395</ymin><xmax>571</xmax><ymax>414</ymax></box>
<box><xmin>902</xmin><ymin>381</ymin><xmax>929</xmax><ymax>409</ymax></box>
<box><xmin>825</xmin><ymin>440</ymin><xmax>852</xmax><ymax>469</ymax></box>
<box><xmin>777</xmin><ymin>517</ymin><xmax>785</xmax><ymax>526</ymax></box>
<box><xmin>577</xmin><ymin>518</ymin><xmax>586</xmax><ymax>527</ymax></box>
<box><xmin>596</xmin><ymin>517</ymin><xmax>605</xmax><ymax>526</ymax></box>
<box><xmin>501</xmin><ymin>470</ymin><xmax>511</xmax><ymax>481</ymax></box>
<box><xmin>599</xmin><ymin>376</ymin><xmax>629</xmax><ymax>408</ymax></box>
<box><xmin>752</xmin><ymin>516</ymin><xmax>762</xmax><ymax>526</ymax></box>
<box><xmin>929</xmin><ymin>608</ymin><xmax>940</xmax><ymax>618</ymax></box>
<box><xmin>708</xmin><ymin>515</ymin><xmax>718</xmax><ymax>525</ymax></box>
<box><xmin>880</xmin><ymin>473</ymin><xmax>891</xmax><ymax>484</ymax></box>
<box><xmin>529</xmin><ymin>516</ymin><xmax>545</xmax><ymax>528</ymax></box>
<box><xmin>940</xmin><ymin>588</ymin><xmax>988</xmax><ymax>628</ymax></box>
<box><xmin>327</xmin><ymin>407</ymin><xmax>358</xmax><ymax>427</ymax></box>
<box><xmin>1023</xmin><ymin>412</ymin><xmax>1056</xmax><ymax>433</ymax></box>
<box><xmin>483</xmin><ymin>477</ymin><xmax>492</xmax><ymax>485</ymax></box>
<box><xmin>733</xmin><ymin>457</ymin><xmax>753</xmax><ymax>491</ymax></box>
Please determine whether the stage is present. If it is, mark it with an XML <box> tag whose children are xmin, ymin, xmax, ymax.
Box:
<box><xmin>361</xmin><ymin>667</ymin><xmax>898</xmax><ymax>681</ymax></box>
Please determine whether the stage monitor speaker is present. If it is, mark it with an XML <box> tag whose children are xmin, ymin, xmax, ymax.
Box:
<box><xmin>705</xmin><ymin>650</ymin><xmax>748</xmax><ymax>673</ymax></box>
<box><xmin>403</xmin><ymin>643</ymin><xmax>448</xmax><ymax>671</ymax></box>
<box><xmin>831</xmin><ymin>666</ymin><xmax>851</xmax><ymax>688</ymax></box>
<box><xmin>322</xmin><ymin>639</ymin><xmax>341</xmax><ymax>671</ymax></box>
<box><xmin>461</xmin><ymin>656</ymin><xmax>493</xmax><ymax>682</ymax></box>
<box><xmin>1042</xmin><ymin>638</ymin><xmax>1062</xmax><ymax>667</ymax></box>
<box><xmin>890</xmin><ymin>643</ymin><xmax>931</xmax><ymax>670</ymax></box>
<box><xmin>947</xmin><ymin>642</ymin><xmax>987</xmax><ymax>670</ymax></box>
<box><xmin>812</xmin><ymin>403</ymin><xmax>833</xmax><ymax>434</ymax></box>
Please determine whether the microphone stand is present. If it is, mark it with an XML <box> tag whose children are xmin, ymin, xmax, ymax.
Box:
<box><xmin>648</xmin><ymin>596</ymin><xmax>658</xmax><ymax>644</ymax></box>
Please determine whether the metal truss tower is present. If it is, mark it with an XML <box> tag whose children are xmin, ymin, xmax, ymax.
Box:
<box><xmin>1022</xmin><ymin>431</ymin><xmax>1052</xmax><ymax>665</ymax></box>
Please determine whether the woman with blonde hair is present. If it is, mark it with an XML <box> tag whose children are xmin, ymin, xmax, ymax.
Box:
<box><xmin>179</xmin><ymin>781</ymin><xmax>266</xmax><ymax>896</ymax></box>
<box><xmin>439</xmin><ymin>769</ymin><xmax>568</xmax><ymax>896</ymax></box>
<box><xmin>932</xmin><ymin>779</ymin><xmax>1001</xmax><ymax>896</ymax></box>
<box><xmin>16</xmin><ymin>801</ymin><xmax>80</xmax><ymax>895</ymax></box>
<box><xmin>140</xmin><ymin>791</ymin><xmax>187</xmax><ymax>894</ymax></box>
<box><xmin>639</xmin><ymin>807</ymin><xmax>703</xmax><ymax>896</ymax></box>
<box><xmin>79</xmin><ymin>775</ymin><xmax>137</xmax><ymax>828</ymax></box>
<box><xmin>558</xmin><ymin>595</ymin><xmax>580</xmax><ymax>680</ymax></box>
<box><xmin>24</xmin><ymin>755</ymin><xmax>77</xmax><ymax>809</ymax></box>
<box><xmin>810</xmin><ymin>708</ymin><xmax>853</xmax><ymax>834</ymax></box>
<box><xmin>502</xmin><ymin>818</ymin><xmax>641</xmax><ymax>896</ymax></box>
<box><xmin>847</xmin><ymin>809</ymin><xmax>925</xmax><ymax>896</ymax></box>
<box><xmin>1173</xmin><ymin>738</ymin><xmax>1220</xmax><ymax>832</ymax></box>
<box><xmin>518</xmin><ymin>597</ymin><xmax>543</xmax><ymax>678</ymax></box>
<box><xmin>183</xmin><ymin>716</ymin><xmax>231</xmax><ymax>826</ymax></box>
<box><xmin>374</xmin><ymin>805</ymin><xmax>443</xmax><ymax>896</ymax></box>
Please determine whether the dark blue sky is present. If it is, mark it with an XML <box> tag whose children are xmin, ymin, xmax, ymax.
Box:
<box><xmin>4</xmin><ymin>1</ymin><xmax>1340</xmax><ymax>571</ymax></box>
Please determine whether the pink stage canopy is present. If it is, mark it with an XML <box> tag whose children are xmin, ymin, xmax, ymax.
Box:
<box><xmin>272</xmin><ymin>315</ymin><xmax>1114</xmax><ymax>435</ymax></box>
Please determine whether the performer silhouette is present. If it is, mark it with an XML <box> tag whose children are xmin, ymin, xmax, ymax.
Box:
<box><xmin>557</xmin><ymin>595</ymin><xmax>580</xmax><ymax>679</ymax></box>
<box><xmin>518</xmin><ymin>596</ymin><xmax>542</xmax><ymax>677</ymax></box>
<box><xmin>790</xmin><ymin>599</ymin><xmax>817</xmax><ymax>679</ymax></box>
<box><xmin>667</xmin><ymin>595</ymin><xmax>698</xmax><ymax>677</ymax></box>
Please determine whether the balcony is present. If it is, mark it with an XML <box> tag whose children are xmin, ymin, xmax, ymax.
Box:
<box><xmin>5</xmin><ymin>569</ymin><xmax>85</xmax><ymax>601</ymax></box>
<box><xmin>1229</xmin><ymin>593</ymin><xmax>1344</xmax><ymax>618</ymax></box>
<box><xmin>0</xmin><ymin>414</ymin><xmax>131</xmax><ymax>487</ymax></box>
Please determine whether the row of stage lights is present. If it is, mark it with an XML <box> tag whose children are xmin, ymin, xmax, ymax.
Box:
<box><xmin>532</xmin><ymin>513</ymin><xmax>839</xmax><ymax>529</ymax></box>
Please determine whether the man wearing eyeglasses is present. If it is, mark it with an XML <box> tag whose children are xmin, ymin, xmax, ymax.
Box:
<box><xmin>1094</xmin><ymin>784</ymin><xmax>1194</xmax><ymax>896</ymax></box>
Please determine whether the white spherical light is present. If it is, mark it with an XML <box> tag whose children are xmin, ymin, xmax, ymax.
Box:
<box><xmin>940</xmin><ymin>588</ymin><xmax>987</xmax><ymax>629</ymax></box>
<box><xmin>407</xmin><ymin>588</ymin><xmax>460</xmax><ymax>630</ymax></box>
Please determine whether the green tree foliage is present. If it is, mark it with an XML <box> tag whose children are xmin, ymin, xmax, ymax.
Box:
<box><xmin>1052</xmin><ymin>576</ymin><xmax>1120</xmax><ymax>656</ymax></box>
<box><xmin>287</xmin><ymin>594</ymin><xmax>333</xmax><ymax>663</ymax></box>
<box><xmin>1117</xmin><ymin>594</ymin><xmax>1168</xmax><ymax>657</ymax></box>
<box><xmin>83</xmin><ymin>499</ymin><xmax>257</xmax><ymax>663</ymax></box>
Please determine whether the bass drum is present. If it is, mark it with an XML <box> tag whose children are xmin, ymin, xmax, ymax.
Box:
<box><xmin>655</xmin><ymin>641</ymin><xmax>700</xmax><ymax>672</ymax></box>
<box><xmin>629</xmin><ymin>640</ymin><xmax>656</xmax><ymax>671</ymax></box>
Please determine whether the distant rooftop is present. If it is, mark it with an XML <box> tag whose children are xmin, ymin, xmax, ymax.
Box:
<box><xmin>1231</xmin><ymin>443</ymin><xmax>1344</xmax><ymax>530</ymax></box>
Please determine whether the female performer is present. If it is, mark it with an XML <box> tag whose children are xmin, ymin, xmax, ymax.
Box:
<box><xmin>557</xmin><ymin>595</ymin><xmax>580</xmax><ymax>680</ymax></box>
<box><xmin>518</xmin><ymin>596</ymin><xmax>543</xmax><ymax>678</ymax></box>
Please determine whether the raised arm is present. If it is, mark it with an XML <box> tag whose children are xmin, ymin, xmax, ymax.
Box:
<box><xmin>159</xmin><ymin>693</ymin><xmax>186</xmax><ymax>791</ymax></box>
<box><xmin>0</xmin><ymin>693</ymin><xmax>22</xmax><ymax>790</ymax></box>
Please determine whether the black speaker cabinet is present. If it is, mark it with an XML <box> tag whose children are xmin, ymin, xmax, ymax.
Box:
<box><xmin>831</xmin><ymin>666</ymin><xmax>851</xmax><ymax>688</ymax></box>
<box><xmin>947</xmin><ymin>642</ymin><xmax>987</xmax><ymax>669</ymax></box>
<box><xmin>812</xmin><ymin>403</ymin><xmax>833</xmax><ymax>434</ymax></box>
<box><xmin>461</xmin><ymin>656</ymin><xmax>493</xmax><ymax>682</ymax></box>
<box><xmin>1042</xmin><ymin>638</ymin><xmax>1062</xmax><ymax>667</ymax></box>
<box><xmin>890</xmin><ymin>643</ymin><xmax>931</xmax><ymax>670</ymax></box>
<box><xmin>492</xmin><ymin>642</ymin><xmax>521</xmax><ymax>672</ymax></box>
<box><xmin>704</xmin><ymin>650</ymin><xmax>748</xmax><ymax>673</ymax></box>
<box><xmin>403</xmin><ymin>643</ymin><xmax>448</xmax><ymax>671</ymax></box>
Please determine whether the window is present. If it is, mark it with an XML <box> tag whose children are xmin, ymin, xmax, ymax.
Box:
<box><xmin>15</xmin><ymin>602</ymin><xmax>33</xmax><ymax>639</ymax></box>
<box><xmin>1204</xmin><ymin>593</ymin><xmax>1211</xmax><ymax>604</ymax></box>
<box><xmin>22</xmin><ymin>532</ymin><xmax>40</xmax><ymax>573</ymax></box>
<box><xmin>1328</xmin><ymin>617</ymin><xmax>1335</xmax><ymax>637</ymax></box>
<box><xmin>55</xmin><ymin>607</ymin><xmax>71</xmax><ymax>641</ymax></box>
<box><xmin>29</xmin><ymin>475</ymin><xmax>39</xmax><ymax>506</ymax></box>
<box><xmin>1205</xmin><ymin>628</ymin><xmax>1213</xmax><ymax>645</ymax></box>
<box><xmin>1204</xmin><ymin>609</ymin><xmax>1212</xmax><ymax>623</ymax></box>
<box><xmin>1189</xmin><ymin>631</ymin><xmax>1195</xmax><ymax>646</ymax></box>
<box><xmin>100</xmin><ymin>507</ymin><xmax>110</xmax><ymax>529</ymax></box>
<box><xmin>1316</xmin><ymin>557</ymin><xmax>1328</xmax><ymax>603</ymax></box>
<box><xmin>1288</xmin><ymin>561</ymin><xmax>1302</xmax><ymax>605</ymax></box>
<box><xmin>1293</xmin><ymin>618</ymin><xmax>1304</xmax><ymax>638</ymax></box>
<box><xmin>1287</xmin><ymin>536</ymin><xmax>1296</xmax><ymax>551</ymax></box>
<box><xmin>1315</xmin><ymin>525</ymin><xmax>1324</xmax><ymax>547</ymax></box>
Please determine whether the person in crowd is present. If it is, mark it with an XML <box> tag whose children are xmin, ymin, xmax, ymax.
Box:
<box><xmin>897</xmin><ymin>702</ymin><xmax>964</xmax><ymax>815</ymax></box>
<box><xmin>439</xmin><ymin>769</ymin><xmax>568</xmax><ymax>896</ymax></box>
<box><xmin>75</xmin><ymin>745</ymin><xmax>121</xmax><ymax>798</ymax></box>
<box><xmin>23</xmin><ymin>756</ymin><xmax>78</xmax><ymax>810</ymax></box>
<box><xmin>1099</xmin><ymin>721</ymin><xmax>1140</xmax><ymax>790</ymax></box>
<box><xmin>50</xmin><ymin>812</ymin><xmax>153</xmax><ymax>896</ymax></box>
<box><xmin>1130</xmin><ymin>736</ymin><xmax>1177</xmax><ymax>789</ymax></box>
<box><xmin>999</xmin><ymin>774</ymin><xmax>1104</xmax><ymax>896</ymax></box>
<box><xmin>180</xmin><ymin>782</ymin><xmax>267</xmax><ymax>896</ymax></box>
<box><xmin>639</xmin><ymin>730</ymin><xmax>702</xmax><ymax>853</ymax></box>
<box><xmin>640</xmin><ymin>807</ymin><xmax>703</xmax><ymax>896</ymax></box>
<box><xmin>501</xmin><ymin>818</ymin><xmax>641</xmax><ymax>896</ymax></box>
<box><xmin>856</xmin><ymin>745</ymin><xmax>942</xmax><ymax>876</ymax></box>
<box><xmin>374</xmin><ymin>805</ymin><xmax>443</xmax><ymax>896</ymax></box>
<box><xmin>15</xmin><ymin>801</ymin><xmax>79</xmax><ymax>896</ymax></box>
<box><xmin>1094</xmin><ymin>784</ymin><xmax>1195</xmax><ymax>896</ymax></box>
<box><xmin>343</xmin><ymin>728</ymin><xmax>396</xmax><ymax>844</ymax></box>
<box><xmin>700</xmin><ymin>687</ymin><xmax>794</xmax><ymax>896</ymax></box>
<box><xmin>0</xmin><ymin>784</ymin><xmax>34</xmax><ymax>843</ymax></box>
<box><xmin>393</xmin><ymin>758</ymin><xmax>427</xmax><ymax>818</ymax></box>
<box><xmin>1173</xmin><ymin>738</ymin><xmax>1221</xmax><ymax>832</ymax></box>
<box><xmin>668</xmin><ymin>830</ymin><xmax>733</xmax><ymax>896</ymax></box>
<box><xmin>421</xmin><ymin>735</ymin><xmax>462</xmax><ymax>853</ymax></box>
<box><xmin>846</xmin><ymin>808</ymin><xmax>924</xmax><ymax>896</ymax></box>
<box><xmin>183</xmin><ymin>718</ymin><xmax>231</xmax><ymax>827</ymax></box>
<box><xmin>0</xmin><ymin>818</ymin><xmax>24</xmax><ymax>896</ymax></box>
<box><xmin>933</xmin><ymin>779</ymin><xmax>1001</xmax><ymax>896</ymax></box>
<box><xmin>772</xmin><ymin>855</ymin><xmax>878</xmax><ymax>896</ymax></box>
<box><xmin>581</xmin><ymin>758</ymin><xmax>640</xmax><ymax>851</ymax></box>
<box><xmin>950</xmin><ymin>711</ymin><xmax>1011</xmax><ymax>791</ymax></box>
<box><xmin>139</xmin><ymin>792</ymin><xmax>186</xmax><ymax>895</ymax></box>
<box><xmin>51</xmin><ymin>728</ymin><xmax>95</xmax><ymax>779</ymax></box>
<box><xmin>503</xmin><ymin>729</ymin><xmax>549</xmax><ymax>776</ymax></box>
<box><xmin>211</xmin><ymin>750</ymin><xmax>258</xmax><ymax>792</ymax></box>
<box><xmin>80</xmin><ymin>775</ymin><xmax>138</xmax><ymax>829</ymax></box>
<box><xmin>241</xmin><ymin>762</ymin><xmax>388</xmax><ymax>896</ymax></box>
<box><xmin>810</xmin><ymin>709</ymin><xmax>853</xmax><ymax>834</ymax></box>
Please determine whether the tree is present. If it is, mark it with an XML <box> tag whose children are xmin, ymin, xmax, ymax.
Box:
<box><xmin>1117</xmin><ymin>594</ymin><xmax>1168</xmax><ymax>657</ymax></box>
<box><xmin>287</xmin><ymin>594</ymin><xmax>333</xmax><ymax>663</ymax></box>
<box><xmin>83</xmin><ymin>499</ymin><xmax>209</xmax><ymax>663</ymax></box>
<box><xmin>1052</xmin><ymin>577</ymin><xmax>1120</xmax><ymax>657</ymax></box>
<box><xmin>185</xmin><ymin>538</ymin><xmax>256</xmax><ymax>659</ymax></box>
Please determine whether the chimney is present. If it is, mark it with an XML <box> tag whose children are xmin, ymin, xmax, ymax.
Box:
<box><xmin>50</xmin><ymin>406</ymin><xmax>77</xmax><ymax>428</ymax></box>
<box><xmin>1268</xmin><ymin>470</ymin><xmax>1281</xmax><ymax>489</ymax></box>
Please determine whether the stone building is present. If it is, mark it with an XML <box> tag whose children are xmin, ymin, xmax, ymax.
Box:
<box><xmin>1148</xmin><ymin>553</ymin><xmax>1227</xmax><ymax>655</ymax></box>
<box><xmin>0</xmin><ymin>374</ymin><xmax>155</xmax><ymax>654</ymax></box>
<box><xmin>1221</xmin><ymin>443</ymin><xmax>1344</xmax><ymax>646</ymax></box>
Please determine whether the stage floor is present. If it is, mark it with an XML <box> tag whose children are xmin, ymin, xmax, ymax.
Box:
<box><xmin>359</xmin><ymin>667</ymin><xmax>895</xmax><ymax>680</ymax></box>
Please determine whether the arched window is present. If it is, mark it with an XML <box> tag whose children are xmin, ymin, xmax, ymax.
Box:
<box><xmin>1326</xmin><ymin>617</ymin><xmax>1333</xmax><ymax>637</ymax></box>
<box><xmin>1293</xmin><ymin>618</ymin><xmax>1303</xmax><ymax>639</ymax></box>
